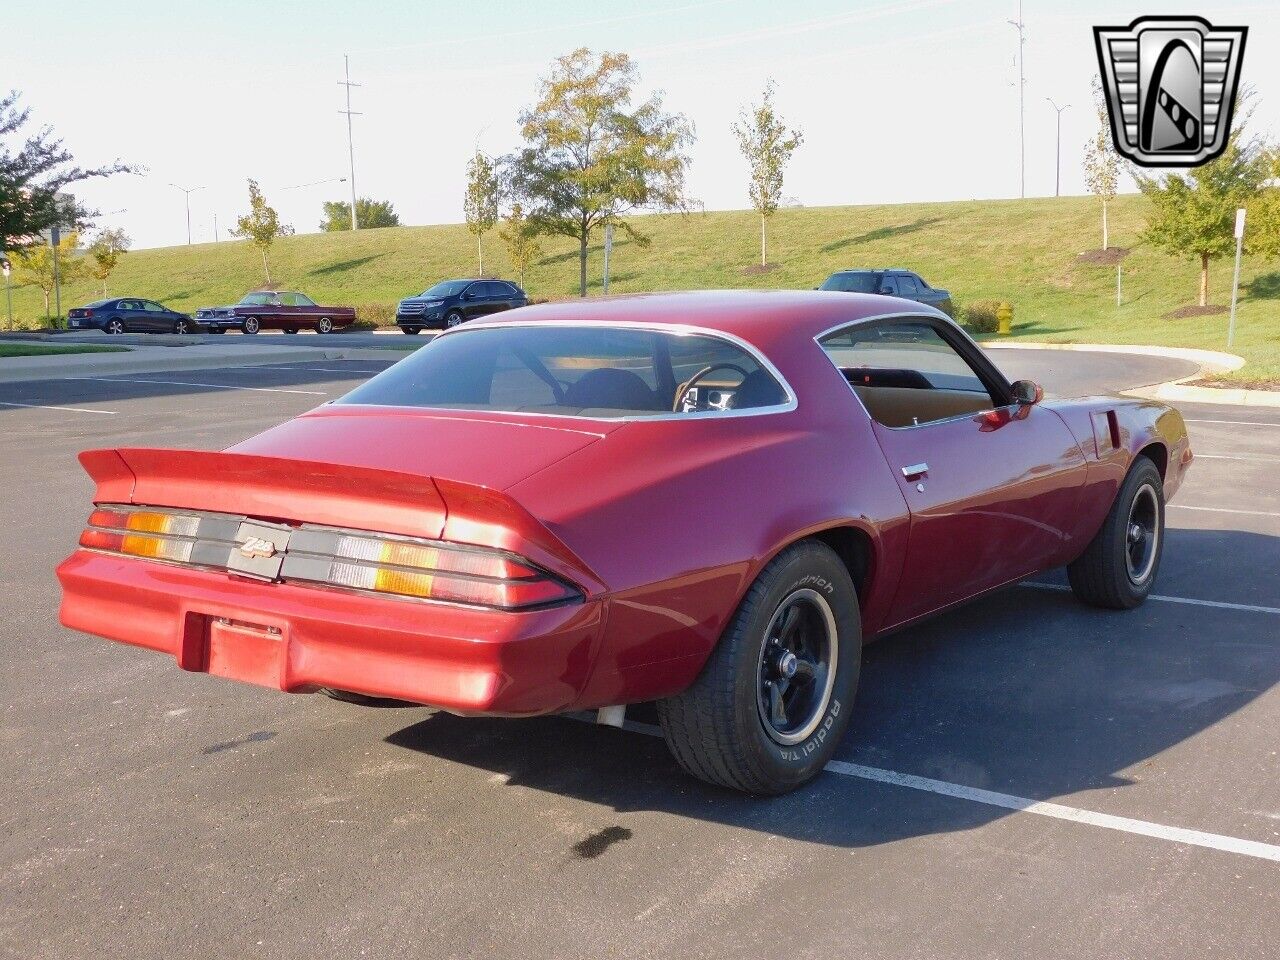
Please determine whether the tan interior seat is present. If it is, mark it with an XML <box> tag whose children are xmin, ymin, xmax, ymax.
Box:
<box><xmin>851</xmin><ymin>384</ymin><xmax>993</xmax><ymax>428</ymax></box>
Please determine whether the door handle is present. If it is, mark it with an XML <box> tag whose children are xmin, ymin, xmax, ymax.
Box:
<box><xmin>901</xmin><ymin>462</ymin><xmax>929</xmax><ymax>480</ymax></box>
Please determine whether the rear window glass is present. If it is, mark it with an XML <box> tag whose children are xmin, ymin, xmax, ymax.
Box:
<box><xmin>820</xmin><ymin>272</ymin><xmax>879</xmax><ymax>293</ymax></box>
<box><xmin>338</xmin><ymin>325</ymin><xmax>790</xmax><ymax>418</ymax></box>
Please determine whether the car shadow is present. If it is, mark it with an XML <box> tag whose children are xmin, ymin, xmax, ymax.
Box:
<box><xmin>820</xmin><ymin>217</ymin><xmax>946</xmax><ymax>254</ymax></box>
<box><xmin>385</xmin><ymin>528</ymin><xmax>1278</xmax><ymax>849</ymax></box>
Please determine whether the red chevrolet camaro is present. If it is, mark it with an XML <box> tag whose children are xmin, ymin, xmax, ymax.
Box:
<box><xmin>58</xmin><ymin>291</ymin><xmax>1192</xmax><ymax>794</ymax></box>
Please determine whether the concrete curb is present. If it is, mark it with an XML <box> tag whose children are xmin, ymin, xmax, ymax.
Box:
<box><xmin>0</xmin><ymin>345</ymin><xmax>408</xmax><ymax>385</ymax></box>
<box><xmin>982</xmin><ymin>340</ymin><xmax>1280</xmax><ymax>407</ymax></box>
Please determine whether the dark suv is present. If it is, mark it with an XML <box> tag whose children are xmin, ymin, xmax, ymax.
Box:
<box><xmin>820</xmin><ymin>269</ymin><xmax>953</xmax><ymax>316</ymax></box>
<box><xmin>396</xmin><ymin>279</ymin><xmax>529</xmax><ymax>334</ymax></box>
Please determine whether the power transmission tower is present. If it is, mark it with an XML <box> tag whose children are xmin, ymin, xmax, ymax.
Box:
<box><xmin>338</xmin><ymin>55</ymin><xmax>362</xmax><ymax>231</ymax></box>
<box><xmin>1008</xmin><ymin>1</ymin><xmax>1027</xmax><ymax>198</ymax></box>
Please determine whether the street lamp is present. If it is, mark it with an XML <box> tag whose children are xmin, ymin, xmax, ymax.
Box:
<box><xmin>1045</xmin><ymin>98</ymin><xmax>1070</xmax><ymax>197</ymax></box>
<box><xmin>168</xmin><ymin>184</ymin><xmax>205</xmax><ymax>245</ymax></box>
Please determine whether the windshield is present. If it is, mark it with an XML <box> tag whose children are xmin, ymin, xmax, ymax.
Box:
<box><xmin>419</xmin><ymin>280</ymin><xmax>472</xmax><ymax>298</ymax></box>
<box><xmin>820</xmin><ymin>272</ymin><xmax>880</xmax><ymax>293</ymax></box>
<box><xmin>338</xmin><ymin>325</ymin><xmax>790</xmax><ymax>418</ymax></box>
<box><xmin>238</xmin><ymin>292</ymin><xmax>275</xmax><ymax>305</ymax></box>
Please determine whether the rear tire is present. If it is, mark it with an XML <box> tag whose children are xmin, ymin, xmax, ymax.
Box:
<box><xmin>657</xmin><ymin>540</ymin><xmax>861</xmax><ymax>794</ymax></box>
<box><xmin>1067</xmin><ymin>456</ymin><xmax>1164</xmax><ymax>609</ymax></box>
<box><xmin>316</xmin><ymin>317</ymin><xmax>334</xmax><ymax>334</ymax></box>
<box><xmin>401</xmin><ymin>326</ymin><xmax>421</xmax><ymax>335</ymax></box>
<box><xmin>106</xmin><ymin>319</ymin><xmax>125</xmax><ymax>335</ymax></box>
<box><xmin>243</xmin><ymin>316</ymin><xmax>260</xmax><ymax>335</ymax></box>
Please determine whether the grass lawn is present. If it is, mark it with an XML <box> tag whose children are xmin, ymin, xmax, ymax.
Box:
<box><xmin>0</xmin><ymin>343</ymin><xmax>130</xmax><ymax>358</ymax></box>
<box><xmin>6</xmin><ymin>194</ymin><xmax>1277</xmax><ymax>384</ymax></box>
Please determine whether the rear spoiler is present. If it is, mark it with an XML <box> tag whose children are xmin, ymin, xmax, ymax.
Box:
<box><xmin>78</xmin><ymin>447</ymin><xmax>605</xmax><ymax>595</ymax></box>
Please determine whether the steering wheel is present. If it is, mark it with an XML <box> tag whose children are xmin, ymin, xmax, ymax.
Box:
<box><xmin>673</xmin><ymin>363</ymin><xmax>751</xmax><ymax>412</ymax></box>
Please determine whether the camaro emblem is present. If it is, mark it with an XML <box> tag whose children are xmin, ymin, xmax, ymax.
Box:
<box><xmin>1093</xmin><ymin>16</ymin><xmax>1247</xmax><ymax>167</ymax></box>
<box><xmin>238</xmin><ymin>536</ymin><xmax>278</xmax><ymax>559</ymax></box>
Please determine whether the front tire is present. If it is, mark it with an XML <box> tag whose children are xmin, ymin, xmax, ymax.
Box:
<box><xmin>316</xmin><ymin>317</ymin><xmax>334</xmax><ymax>334</ymax></box>
<box><xmin>243</xmin><ymin>316</ymin><xmax>260</xmax><ymax>335</ymax></box>
<box><xmin>657</xmin><ymin>540</ymin><xmax>861</xmax><ymax>794</ymax></box>
<box><xmin>401</xmin><ymin>326</ymin><xmax>421</xmax><ymax>335</ymax></box>
<box><xmin>445</xmin><ymin>310</ymin><xmax>464</xmax><ymax>329</ymax></box>
<box><xmin>1067</xmin><ymin>456</ymin><xmax>1165</xmax><ymax>609</ymax></box>
<box><xmin>173</xmin><ymin>319</ymin><xmax>191</xmax><ymax>335</ymax></box>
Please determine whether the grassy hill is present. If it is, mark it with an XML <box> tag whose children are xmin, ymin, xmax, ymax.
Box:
<box><xmin>7</xmin><ymin>194</ymin><xmax>1278</xmax><ymax>383</ymax></box>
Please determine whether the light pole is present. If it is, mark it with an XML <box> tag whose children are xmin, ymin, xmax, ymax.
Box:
<box><xmin>337</xmin><ymin>55</ymin><xmax>362</xmax><ymax>231</ymax></box>
<box><xmin>1008</xmin><ymin>1</ymin><xmax>1027</xmax><ymax>198</ymax></box>
<box><xmin>280</xmin><ymin>176</ymin><xmax>348</xmax><ymax>191</ymax></box>
<box><xmin>169</xmin><ymin>184</ymin><xmax>205</xmax><ymax>245</ymax></box>
<box><xmin>1046</xmin><ymin>98</ymin><xmax>1070</xmax><ymax>197</ymax></box>
<box><xmin>2</xmin><ymin>257</ymin><xmax>11</xmax><ymax>331</ymax></box>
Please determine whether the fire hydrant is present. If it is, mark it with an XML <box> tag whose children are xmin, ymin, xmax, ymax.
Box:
<box><xmin>997</xmin><ymin>302</ymin><xmax>1013</xmax><ymax>336</ymax></box>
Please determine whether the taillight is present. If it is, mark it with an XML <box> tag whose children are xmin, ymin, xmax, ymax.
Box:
<box><xmin>284</xmin><ymin>529</ymin><xmax>580</xmax><ymax>610</ymax></box>
<box><xmin>81</xmin><ymin>507</ymin><xmax>200</xmax><ymax>561</ymax></box>
<box><xmin>84</xmin><ymin>309</ymin><xmax>93</xmax><ymax>318</ymax></box>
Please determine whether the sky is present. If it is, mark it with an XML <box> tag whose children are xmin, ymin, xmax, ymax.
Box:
<box><xmin>9</xmin><ymin>0</ymin><xmax>1279</xmax><ymax>249</ymax></box>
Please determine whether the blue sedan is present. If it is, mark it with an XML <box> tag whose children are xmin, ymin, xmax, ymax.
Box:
<box><xmin>66</xmin><ymin>298</ymin><xmax>196</xmax><ymax>335</ymax></box>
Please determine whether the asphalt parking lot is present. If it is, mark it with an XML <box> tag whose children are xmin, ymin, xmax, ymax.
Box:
<box><xmin>1</xmin><ymin>348</ymin><xmax>1276</xmax><ymax>959</ymax></box>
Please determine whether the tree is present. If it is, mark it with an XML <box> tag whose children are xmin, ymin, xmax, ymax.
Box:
<box><xmin>230</xmin><ymin>179</ymin><xmax>293</xmax><ymax>284</ymax></box>
<box><xmin>1083</xmin><ymin>75</ymin><xmax>1120</xmax><ymax>251</ymax></box>
<box><xmin>0</xmin><ymin>90</ymin><xmax>137</xmax><ymax>253</ymax></box>
<box><xmin>497</xmin><ymin>202</ymin><xmax>542</xmax><ymax>289</ymax></box>
<box><xmin>1137</xmin><ymin>99</ymin><xmax>1270</xmax><ymax>306</ymax></box>
<box><xmin>507</xmin><ymin>48</ymin><xmax>696</xmax><ymax>296</ymax></box>
<box><xmin>463</xmin><ymin>150</ymin><xmax>500</xmax><ymax>275</ymax></box>
<box><xmin>87</xmin><ymin>227</ymin><xmax>130</xmax><ymax>295</ymax></box>
<box><xmin>1245</xmin><ymin>148</ymin><xmax>1280</xmax><ymax>262</ymax></box>
<box><xmin>320</xmin><ymin>197</ymin><xmax>399</xmax><ymax>231</ymax></box>
<box><xmin>731</xmin><ymin>80</ymin><xmax>804</xmax><ymax>267</ymax></box>
<box><xmin>13</xmin><ymin>230</ymin><xmax>81</xmax><ymax>318</ymax></box>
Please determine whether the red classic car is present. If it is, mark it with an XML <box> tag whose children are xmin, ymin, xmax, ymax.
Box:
<box><xmin>57</xmin><ymin>291</ymin><xmax>1191</xmax><ymax>794</ymax></box>
<box><xmin>194</xmin><ymin>290</ymin><xmax>356</xmax><ymax>334</ymax></box>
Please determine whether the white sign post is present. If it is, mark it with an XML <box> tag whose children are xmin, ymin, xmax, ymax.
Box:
<box><xmin>2</xmin><ymin>257</ymin><xmax>11</xmax><ymax>331</ymax></box>
<box><xmin>1227</xmin><ymin>207</ymin><xmax>1246</xmax><ymax>349</ymax></box>
<box><xmin>602</xmin><ymin>223</ymin><xmax>614</xmax><ymax>295</ymax></box>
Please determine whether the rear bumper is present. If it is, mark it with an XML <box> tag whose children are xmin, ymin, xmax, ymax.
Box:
<box><xmin>57</xmin><ymin>549</ymin><xmax>605</xmax><ymax>716</ymax></box>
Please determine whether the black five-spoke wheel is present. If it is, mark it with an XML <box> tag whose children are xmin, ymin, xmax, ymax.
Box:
<box><xmin>756</xmin><ymin>588</ymin><xmax>837</xmax><ymax>745</ymax></box>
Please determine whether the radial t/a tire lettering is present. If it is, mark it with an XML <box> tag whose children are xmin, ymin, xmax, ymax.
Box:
<box><xmin>657</xmin><ymin>539</ymin><xmax>861</xmax><ymax>794</ymax></box>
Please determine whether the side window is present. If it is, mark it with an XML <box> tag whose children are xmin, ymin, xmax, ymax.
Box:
<box><xmin>495</xmin><ymin>282</ymin><xmax>516</xmax><ymax>297</ymax></box>
<box><xmin>143</xmin><ymin>301</ymin><xmax>165</xmax><ymax>312</ymax></box>
<box><xmin>294</xmin><ymin>293</ymin><xmax>316</xmax><ymax>307</ymax></box>
<box><xmin>276</xmin><ymin>293</ymin><xmax>297</xmax><ymax>306</ymax></box>
<box><xmin>896</xmin><ymin>275</ymin><xmax>919</xmax><ymax>296</ymax></box>
<box><xmin>819</xmin><ymin>321</ymin><xmax>998</xmax><ymax>428</ymax></box>
<box><xmin>878</xmin><ymin>275</ymin><xmax>898</xmax><ymax>295</ymax></box>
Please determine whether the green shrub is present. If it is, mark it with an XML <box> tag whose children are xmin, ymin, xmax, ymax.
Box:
<box><xmin>352</xmin><ymin>302</ymin><xmax>397</xmax><ymax>328</ymax></box>
<box><xmin>963</xmin><ymin>299</ymin><xmax>1003</xmax><ymax>334</ymax></box>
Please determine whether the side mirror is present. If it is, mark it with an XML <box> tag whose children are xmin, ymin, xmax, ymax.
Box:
<box><xmin>1011</xmin><ymin>379</ymin><xmax>1043</xmax><ymax>406</ymax></box>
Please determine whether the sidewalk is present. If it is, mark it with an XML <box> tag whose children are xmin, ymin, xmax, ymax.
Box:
<box><xmin>0</xmin><ymin>343</ymin><xmax>405</xmax><ymax>384</ymax></box>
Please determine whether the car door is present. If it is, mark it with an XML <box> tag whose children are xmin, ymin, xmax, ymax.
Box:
<box><xmin>894</xmin><ymin>273</ymin><xmax>922</xmax><ymax>304</ymax></box>
<box><xmin>877</xmin><ymin>274</ymin><xmax>899</xmax><ymax>297</ymax></box>
<box><xmin>819</xmin><ymin>318</ymin><xmax>1087</xmax><ymax>626</ymax></box>
<box><xmin>115</xmin><ymin>300</ymin><xmax>143</xmax><ymax>331</ymax></box>
<box><xmin>489</xmin><ymin>281</ymin><xmax>517</xmax><ymax>313</ymax></box>
<box><xmin>140</xmin><ymin>300</ymin><xmax>169</xmax><ymax>331</ymax></box>
<box><xmin>459</xmin><ymin>282</ymin><xmax>487</xmax><ymax>319</ymax></box>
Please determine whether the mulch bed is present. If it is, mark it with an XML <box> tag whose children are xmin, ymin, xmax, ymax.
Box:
<box><xmin>1075</xmin><ymin>247</ymin><xmax>1131</xmax><ymax>266</ymax></box>
<box><xmin>741</xmin><ymin>263</ymin><xmax>780</xmax><ymax>275</ymax></box>
<box><xmin>1163</xmin><ymin>304</ymin><xmax>1228</xmax><ymax>319</ymax></box>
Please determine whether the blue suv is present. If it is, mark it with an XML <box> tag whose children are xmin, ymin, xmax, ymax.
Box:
<box><xmin>396</xmin><ymin>279</ymin><xmax>528</xmax><ymax>334</ymax></box>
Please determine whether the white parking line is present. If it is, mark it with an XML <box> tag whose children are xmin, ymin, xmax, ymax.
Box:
<box><xmin>0</xmin><ymin>400</ymin><xmax>116</xmax><ymax>415</ymax></box>
<box><xmin>1186</xmin><ymin>419</ymin><xmax>1280</xmax><ymax>428</ymax></box>
<box><xmin>247</xmin><ymin>366</ymin><xmax>386</xmax><ymax>374</ymax></box>
<box><xmin>581</xmin><ymin>717</ymin><xmax>1280</xmax><ymax>864</ymax></box>
<box><xmin>1193</xmin><ymin>454</ymin><xmax>1280</xmax><ymax>463</ymax></box>
<box><xmin>68</xmin><ymin>377</ymin><xmax>327</xmax><ymax>396</ymax></box>
<box><xmin>1024</xmin><ymin>582</ymin><xmax>1280</xmax><ymax>616</ymax></box>
<box><xmin>1171</xmin><ymin>504</ymin><xmax>1280</xmax><ymax>518</ymax></box>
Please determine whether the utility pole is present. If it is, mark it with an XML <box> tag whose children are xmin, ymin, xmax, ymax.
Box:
<box><xmin>1046</xmin><ymin>98</ymin><xmax>1069</xmax><ymax>197</ymax></box>
<box><xmin>169</xmin><ymin>183</ymin><xmax>205</xmax><ymax>245</ymax></box>
<box><xmin>1008</xmin><ymin>1</ymin><xmax>1027</xmax><ymax>198</ymax></box>
<box><xmin>338</xmin><ymin>55</ymin><xmax>362</xmax><ymax>231</ymax></box>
